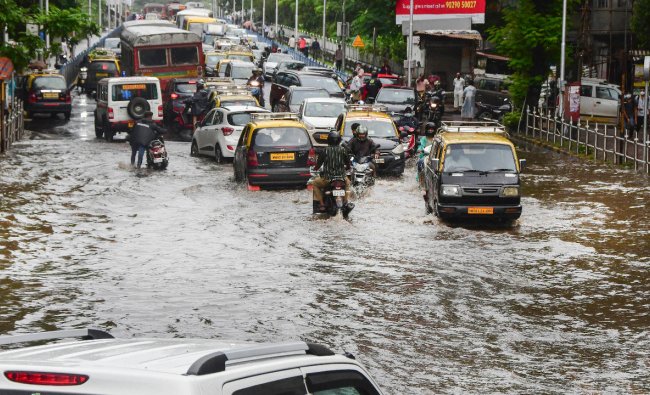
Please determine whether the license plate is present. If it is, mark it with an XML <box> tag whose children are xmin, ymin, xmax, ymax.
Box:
<box><xmin>270</xmin><ymin>152</ymin><xmax>295</xmax><ymax>161</ymax></box>
<box><xmin>153</xmin><ymin>157</ymin><xmax>163</xmax><ymax>163</ymax></box>
<box><xmin>332</xmin><ymin>189</ymin><xmax>345</xmax><ymax>197</ymax></box>
<box><xmin>128</xmin><ymin>121</ymin><xmax>134</xmax><ymax>128</ymax></box>
<box><xmin>43</xmin><ymin>93</ymin><xmax>59</xmax><ymax>99</ymax></box>
<box><xmin>375</xmin><ymin>158</ymin><xmax>385</xmax><ymax>164</ymax></box>
<box><xmin>468</xmin><ymin>207</ymin><xmax>494</xmax><ymax>215</ymax></box>
<box><xmin>96</xmin><ymin>73</ymin><xmax>109</xmax><ymax>77</ymax></box>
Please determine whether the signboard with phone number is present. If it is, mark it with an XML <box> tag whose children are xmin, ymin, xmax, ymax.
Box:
<box><xmin>395</xmin><ymin>0</ymin><xmax>485</xmax><ymax>23</ymax></box>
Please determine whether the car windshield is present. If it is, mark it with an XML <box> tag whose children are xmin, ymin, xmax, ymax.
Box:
<box><xmin>376</xmin><ymin>89</ymin><xmax>416</xmax><ymax>105</ymax></box>
<box><xmin>228</xmin><ymin>54</ymin><xmax>253</xmax><ymax>62</ymax></box>
<box><xmin>343</xmin><ymin>119</ymin><xmax>396</xmax><ymax>139</ymax></box>
<box><xmin>253</xmin><ymin>127</ymin><xmax>310</xmax><ymax>147</ymax></box>
<box><xmin>175</xmin><ymin>83</ymin><xmax>197</xmax><ymax>94</ymax></box>
<box><xmin>443</xmin><ymin>143</ymin><xmax>517</xmax><ymax>173</ymax></box>
<box><xmin>304</xmin><ymin>101</ymin><xmax>345</xmax><ymax>118</ymax></box>
<box><xmin>32</xmin><ymin>76</ymin><xmax>66</xmax><ymax>90</ymax></box>
<box><xmin>266</xmin><ymin>53</ymin><xmax>292</xmax><ymax>63</ymax></box>
<box><xmin>111</xmin><ymin>83</ymin><xmax>159</xmax><ymax>101</ymax></box>
<box><xmin>279</xmin><ymin>61</ymin><xmax>305</xmax><ymax>71</ymax></box>
<box><xmin>206</xmin><ymin>54</ymin><xmax>226</xmax><ymax>65</ymax></box>
<box><xmin>230</xmin><ymin>65</ymin><xmax>255</xmax><ymax>79</ymax></box>
<box><xmin>300</xmin><ymin>75</ymin><xmax>341</xmax><ymax>93</ymax></box>
<box><xmin>228</xmin><ymin>111</ymin><xmax>266</xmax><ymax>126</ymax></box>
<box><xmin>290</xmin><ymin>90</ymin><xmax>329</xmax><ymax>105</ymax></box>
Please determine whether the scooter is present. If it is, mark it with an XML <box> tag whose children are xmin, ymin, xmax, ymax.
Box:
<box><xmin>311</xmin><ymin>171</ymin><xmax>354</xmax><ymax>218</ymax></box>
<box><xmin>146</xmin><ymin>138</ymin><xmax>169</xmax><ymax>170</ymax></box>
<box><xmin>78</xmin><ymin>67</ymin><xmax>88</xmax><ymax>93</ymax></box>
<box><xmin>350</xmin><ymin>156</ymin><xmax>375</xmax><ymax>196</ymax></box>
<box><xmin>248</xmin><ymin>80</ymin><xmax>264</xmax><ymax>107</ymax></box>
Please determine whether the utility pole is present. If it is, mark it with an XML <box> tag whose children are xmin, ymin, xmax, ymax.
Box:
<box><xmin>262</xmin><ymin>0</ymin><xmax>265</xmax><ymax>36</ymax></box>
<box><xmin>341</xmin><ymin>0</ymin><xmax>345</xmax><ymax>72</ymax></box>
<box><xmin>45</xmin><ymin>0</ymin><xmax>50</xmax><ymax>66</ymax></box>
<box><xmin>294</xmin><ymin>0</ymin><xmax>298</xmax><ymax>50</ymax></box>
<box><xmin>250</xmin><ymin>0</ymin><xmax>253</xmax><ymax>26</ymax></box>
<box><xmin>558</xmin><ymin>0</ymin><xmax>567</xmax><ymax>118</ymax></box>
<box><xmin>99</xmin><ymin>0</ymin><xmax>102</xmax><ymax>30</ymax></box>
<box><xmin>275</xmin><ymin>0</ymin><xmax>278</xmax><ymax>41</ymax></box>
<box><xmin>232</xmin><ymin>0</ymin><xmax>236</xmax><ymax>23</ymax></box>
<box><xmin>322</xmin><ymin>0</ymin><xmax>326</xmax><ymax>62</ymax></box>
<box><xmin>407</xmin><ymin>0</ymin><xmax>413</xmax><ymax>87</ymax></box>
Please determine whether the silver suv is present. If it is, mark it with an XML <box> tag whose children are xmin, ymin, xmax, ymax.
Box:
<box><xmin>0</xmin><ymin>328</ymin><xmax>384</xmax><ymax>395</ymax></box>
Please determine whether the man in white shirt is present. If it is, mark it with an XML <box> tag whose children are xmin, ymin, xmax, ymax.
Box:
<box><xmin>453</xmin><ymin>72</ymin><xmax>465</xmax><ymax>111</ymax></box>
<box><xmin>637</xmin><ymin>90</ymin><xmax>647</xmax><ymax>138</ymax></box>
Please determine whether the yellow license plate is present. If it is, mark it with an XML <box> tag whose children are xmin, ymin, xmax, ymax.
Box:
<box><xmin>128</xmin><ymin>121</ymin><xmax>134</xmax><ymax>128</ymax></box>
<box><xmin>43</xmin><ymin>93</ymin><xmax>58</xmax><ymax>99</ymax></box>
<box><xmin>270</xmin><ymin>152</ymin><xmax>295</xmax><ymax>161</ymax></box>
<box><xmin>95</xmin><ymin>73</ymin><xmax>109</xmax><ymax>77</ymax></box>
<box><xmin>468</xmin><ymin>207</ymin><xmax>494</xmax><ymax>215</ymax></box>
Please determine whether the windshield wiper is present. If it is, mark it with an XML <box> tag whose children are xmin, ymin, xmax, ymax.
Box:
<box><xmin>488</xmin><ymin>168</ymin><xmax>515</xmax><ymax>172</ymax></box>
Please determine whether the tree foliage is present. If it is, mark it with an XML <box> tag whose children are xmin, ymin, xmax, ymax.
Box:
<box><xmin>631</xmin><ymin>0</ymin><xmax>650</xmax><ymax>50</ymax></box>
<box><xmin>487</xmin><ymin>0</ymin><xmax>567</xmax><ymax>110</ymax></box>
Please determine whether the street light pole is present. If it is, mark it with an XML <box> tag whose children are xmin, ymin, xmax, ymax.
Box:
<box><xmin>99</xmin><ymin>0</ymin><xmax>102</xmax><ymax>29</ymax></box>
<box><xmin>341</xmin><ymin>0</ymin><xmax>345</xmax><ymax>72</ymax></box>
<box><xmin>262</xmin><ymin>0</ymin><xmax>265</xmax><ymax>36</ymax></box>
<box><xmin>322</xmin><ymin>0</ymin><xmax>326</xmax><ymax>62</ymax></box>
<box><xmin>558</xmin><ymin>0</ymin><xmax>567</xmax><ymax>118</ymax></box>
<box><xmin>232</xmin><ymin>0</ymin><xmax>235</xmax><ymax>22</ymax></box>
<box><xmin>45</xmin><ymin>0</ymin><xmax>50</xmax><ymax>65</ymax></box>
<box><xmin>294</xmin><ymin>0</ymin><xmax>298</xmax><ymax>51</ymax></box>
<box><xmin>250</xmin><ymin>0</ymin><xmax>253</xmax><ymax>27</ymax></box>
<box><xmin>407</xmin><ymin>0</ymin><xmax>413</xmax><ymax>87</ymax></box>
<box><xmin>275</xmin><ymin>0</ymin><xmax>278</xmax><ymax>41</ymax></box>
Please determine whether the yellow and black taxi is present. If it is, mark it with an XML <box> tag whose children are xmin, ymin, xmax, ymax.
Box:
<box><xmin>204</xmin><ymin>51</ymin><xmax>227</xmax><ymax>77</ymax></box>
<box><xmin>211</xmin><ymin>87</ymin><xmax>259</xmax><ymax>108</ymax></box>
<box><xmin>422</xmin><ymin>121</ymin><xmax>526</xmax><ymax>222</ymax></box>
<box><xmin>19</xmin><ymin>70</ymin><xmax>72</xmax><ymax>119</ymax></box>
<box><xmin>223</xmin><ymin>45</ymin><xmax>255</xmax><ymax>62</ymax></box>
<box><xmin>84</xmin><ymin>48</ymin><xmax>121</xmax><ymax>93</ymax></box>
<box><xmin>233</xmin><ymin>112</ymin><xmax>316</xmax><ymax>190</ymax></box>
<box><xmin>333</xmin><ymin>104</ymin><xmax>406</xmax><ymax>176</ymax></box>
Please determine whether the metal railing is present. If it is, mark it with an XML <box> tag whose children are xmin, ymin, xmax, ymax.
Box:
<box><xmin>59</xmin><ymin>27</ymin><xmax>122</xmax><ymax>88</ymax></box>
<box><xmin>0</xmin><ymin>100</ymin><xmax>25</xmax><ymax>154</ymax></box>
<box><xmin>522</xmin><ymin>107</ymin><xmax>649</xmax><ymax>174</ymax></box>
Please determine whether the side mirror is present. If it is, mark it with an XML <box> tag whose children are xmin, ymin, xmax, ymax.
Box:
<box><xmin>430</xmin><ymin>157</ymin><xmax>439</xmax><ymax>171</ymax></box>
<box><xmin>519</xmin><ymin>158</ymin><xmax>527</xmax><ymax>171</ymax></box>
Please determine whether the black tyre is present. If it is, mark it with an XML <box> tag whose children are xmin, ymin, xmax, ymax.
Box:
<box><xmin>190</xmin><ymin>141</ymin><xmax>199</xmax><ymax>157</ymax></box>
<box><xmin>103</xmin><ymin>119</ymin><xmax>114</xmax><ymax>142</ymax></box>
<box><xmin>127</xmin><ymin>97</ymin><xmax>150</xmax><ymax>120</ymax></box>
<box><xmin>64</xmin><ymin>111</ymin><xmax>71</xmax><ymax>120</ymax></box>
<box><xmin>477</xmin><ymin>111</ymin><xmax>493</xmax><ymax>121</ymax></box>
<box><xmin>214</xmin><ymin>144</ymin><xmax>224</xmax><ymax>163</ymax></box>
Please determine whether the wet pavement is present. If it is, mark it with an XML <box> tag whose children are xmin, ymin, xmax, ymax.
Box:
<box><xmin>1</xmin><ymin>91</ymin><xmax>649</xmax><ymax>393</ymax></box>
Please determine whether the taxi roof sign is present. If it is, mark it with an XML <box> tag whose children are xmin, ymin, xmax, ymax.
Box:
<box><xmin>352</xmin><ymin>35</ymin><xmax>365</xmax><ymax>48</ymax></box>
<box><xmin>440</xmin><ymin>121</ymin><xmax>508</xmax><ymax>134</ymax></box>
<box><xmin>250</xmin><ymin>112</ymin><xmax>299</xmax><ymax>121</ymax></box>
<box><xmin>345</xmin><ymin>103</ymin><xmax>388</xmax><ymax>113</ymax></box>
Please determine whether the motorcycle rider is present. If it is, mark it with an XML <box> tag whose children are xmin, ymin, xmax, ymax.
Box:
<box><xmin>346</xmin><ymin>125</ymin><xmax>380</xmax><ymax>176</ymax></box>
<box><xmin>130</xmin><ymin>111</ymin><xmax>166</xmax><ymax>168</ymax></box>
<box><xmin>395</xmin><ymin>106</ymin><xmax>418</xmax><ymax>132</ymax></box>
<box><xmin>429</xmin><ymin>80</ymin><xmax>445</xmax><ymax>116</ymax></box>
<box><xmin>184</xmin><ymin>79</ymin><xmax>211</xmax><ymax>130</ymax></box>
<box><xmin>416</xmin><ymin>122</ymin><xmax>437</xmax><ymax>184</ymax></box>
<box><xmin>247</xmin><ymin>68</ymin><xmax>265</xmax><ymax>107</ymax></box>
<box><xmin>312</xmin><ymin>131</ymin><xmax>354</xmax><ymax>216</ymax></box>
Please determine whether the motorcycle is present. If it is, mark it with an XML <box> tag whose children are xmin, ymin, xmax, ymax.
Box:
<box><xmin>311</xmin><ymin>170</ymin><xmax>354</xmax><ymax>219</ymax></box>
<box><xmin>350</xmin><ymin>156</ymin><xmax>375</xmax><ymax>196</ymax></box>
<box><xmin>78</xmin><ymin>67</ymin><xmax>88</xmax><ymax>93</ymax></box>
<box><xmin>248</xmin><ymin>79</ymin><xmax>264</xmax><ymax>107</ymax></box>
<box><xmin>476</xmin><ymin>98</ymin><xmax>512</xmax><ymax>123</ymax></box>
<box><xmin>424</xmin><ymin>96</ymin><xmax>443</xmax><ymax>129</ymax></box>
<box><xmin>146</xmin><ymin>138</ymin><xmax>169</xmax><ymax>170</ymax></box>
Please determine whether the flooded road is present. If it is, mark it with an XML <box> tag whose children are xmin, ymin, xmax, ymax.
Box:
<box><xmin>1</xmin><ymin>92</ymin><xmax>649</xmax><ymax>393</ymax></box>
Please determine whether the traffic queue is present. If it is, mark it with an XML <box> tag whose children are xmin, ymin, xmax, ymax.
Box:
<box><xmin>66</xmin><ymin>8</ymin><xmax>525</xmax><ymax>223</ymax></box>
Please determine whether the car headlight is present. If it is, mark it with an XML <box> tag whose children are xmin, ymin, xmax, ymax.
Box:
<box><xmin>392</xmin><ymin>144</ymin><xmax>404</xmax><ymax>155</ymax></box>
<box><xmin>501</xmin><ymin>186</ymin><xmax>520</xmax><ymax>197</ymax></box>
<box><xmin>441</xmin><ymin>185</ymin><xmax>461</xmax><ymax>197</ymax></box>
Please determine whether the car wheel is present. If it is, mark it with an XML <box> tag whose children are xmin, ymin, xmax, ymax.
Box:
<box><xmin>214</xmin><ymin>144</ymin><xmax>224</xmax><ymax>164</ymax></box>
<box><xmin>64</xmin><ymin>111</ymin><xmax>71</xmax><ymax>120</ymax></box>
<box><xmin>190</xmin><ymin>141</ymin><xmax>199</xmax><ymax>157</ymax></box>
<box><xmin>103</xmin><ymin>119</ymin><xmax>114</xmax><ymax>142</ymax></box>
<box><xmin>477</xmin><ymin>111</ymin><xmax>493</xmax><ymax>121</ymax></box>
<box><xmin>94</xmin><ymin>118</ymin><xmax>103</xmax><ymax>139</ymax></box>
<box><xmin>432</xmin><ymin>197</ymin><xmax>440</xmax><ymax>217</ymax></box>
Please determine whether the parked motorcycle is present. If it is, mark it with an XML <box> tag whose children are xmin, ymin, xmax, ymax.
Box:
<box><xmin>78</xmin><ymin>67</ymin><xmax>88</xmax><ymax>93</ymax></box>
<box><xmin>146</xmin><ymin>138</ymin><xmax>169</xmax><ymax>170</ymax></box>
<box><xmin>476</xmin><ymin>98</ymin><xmax>512</xmax><ymax>123</ymax></box>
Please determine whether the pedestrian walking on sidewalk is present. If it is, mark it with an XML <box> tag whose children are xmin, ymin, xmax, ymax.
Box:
<box><xmin>288</xmin><ymin>35</ymin><xmax>296</xmax><ymax>50</ymax></box>
<box><xmin>335</xmin><ymin>45</ymin><xmax>343</xmax><ymax>71</ymax></box>
<box><xmin>311</xmin><ymin>38</ymin><xmax>321</xmax><ymax>59</ymax></box>
<box><xmin>453</xmin><ymin>72</ymin><xmax>465</xmax><ymax>111</ymax></box>
<box><xmin>298</xmin><ymin>36</ymin><xmax>307</xmax><ymax>56</ymax></box>
<box><xmin>461</xmin><ymin>80</ymin><xmax>477</xmax><ymax>120</ymax></box>
<box><xmin>636</xmin><ymin>91</ymin><xmax>647</xmax><ymax>138</ymax></box>
<box><xmin>622</xmin><ymin>93</ymin><xmax>637</xmax><ymax>139</ymax></box>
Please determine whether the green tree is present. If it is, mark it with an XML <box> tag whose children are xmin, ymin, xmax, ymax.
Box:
<box><xmin>487</xmin><ymin>0</ymin><xmax>567</xmax><ymax>110</ymax></box>
<box><xmin>631</xmin><ymin>0</ymin><xmax>650</xmax><ymax>50</ymax></box>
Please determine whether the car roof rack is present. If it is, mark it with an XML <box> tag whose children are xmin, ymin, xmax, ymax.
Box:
<box><xmin>217</xmin><ymin>90</ymin><xmax>253</xmax><ymax>97</ymax></box>
<box><xmin>345</xmin><ymin>104</ymin><xmax>388</xmax><ymax>113</ymax></box>
<box><xmin>205</xmin><ymin>77</ymin><xmax>234</xmax><ymax>83</ymax></box>
<box><xmin>0</xmin><ymin>328</ymin><xmax>114</xmax><ymax>346</ymax></box>
<box><xmin>187</xmin><ymin>342</ymin><xmax>334</xmax><ymax>376</ymax></box>
<box><xmin>250</xmin><ymin>112</ymin><xmax>299</xmax><ymax>121</ymax></box>
<box><xmin>440</xmin><ymin>120</ymin><xmax>508</xmax><ymax>134</ymax></box>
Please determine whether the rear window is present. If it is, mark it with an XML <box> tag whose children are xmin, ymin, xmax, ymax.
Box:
<box><xmin>290</xmin><ymin>90</ymin><xmax>330</xmax><ymax>105</ymax></box>
<box><xmin>228</xmin><ymin>111</ymin><xmax>265</xmax><ymax>126</ymax></box>
<box><xmin>175</xmin><ymin>82</ymin><xmax>197</xmax><ymax>93</ymax></box>
<box><xmin>89</xmin><ymin>61</ymin><xmax>118</xmax><ymax>73</ymax></box>
<box><xmin>111</xmin><ymin>83</ymin><xmax>159</xmax><ymax>101</ymax></box>
<box><xmin>221</xmin><ymin>99</ymin><xmax>257</xmax><ymax>107</ymax></box>
<box><xmin>139</xmin><ymin>48</ymin><xmax>167</xmax><ymax>67</ymax></box>
<box><xmin>343</xmin><ymin>119</ymin><xmax>396</xmax><ymax>139</ymax></box>
<box><xmin>171</xmin><ymin>47</ymin><xmax>199</xmax><ymax>65</ymax></box>
<box><xmin>230</xmin><ymin>64</ymin><xmax>255</xmax><ymax>79</ymax></box>
<box><xmin>376</xmin><ymin>89</ymin><xmax>416</xmax><ymax>105</ymax></box>
<box><xmin>443</xmin><ymin>143</ymin><xmax>516</xmax><ymax>173</ymax></box>
<box><xmin>32</xmin><ymin>76</ymin><xmax>66</xmax><ymax>90</ymax></box>
<box><xmin>304</xmin><ymin>101</ymin><xmax>345</xmax><ymax>117</ymax></box>
<box><xmin>206</xmin><ymin>54</ymin><xmax>226</xmax><ymax>65</ymax></box>
<box><xmin>253</xmin><ymin>127</ymin><xmax>310</xmax><ymax>147</ymax></box>
<box><xmin>300</xmin><ymin>75</ymin><xmax>341</xmax><ymax>93</ymax></box>
<box><xmin>228</xmin><ymin>54</ymin><xmax>253</xmax><ymax>62</ymax></box>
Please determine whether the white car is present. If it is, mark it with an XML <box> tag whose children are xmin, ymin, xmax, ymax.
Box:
<box><xmin>580</xmin><ymin>78</ymin><xmax>621</xmax><ymax>122</ymax></box>
<box><xmin>0</xmin><ymin>328</ymin><xmax>384</xmax><ymax>395</ymax></box>
<box><xmin>263</xmin><ymin>52</ymin><xmax>293</xmax><ymax>80</ymax></box>
<box><xmin>299</xmin><ymin>97</ymin><xmax>346</xmax><ymax>130</ymax></box>
<box><xmin>191</xmin><ymin>105</ymin><xmax>269</xmax><ymax>162</ymax></box>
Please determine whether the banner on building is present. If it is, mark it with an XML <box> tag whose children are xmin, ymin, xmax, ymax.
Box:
<box><xmin>395</xmin><ymin>0</ymin><xmax>486</xmax><ymax>24</ymax></box>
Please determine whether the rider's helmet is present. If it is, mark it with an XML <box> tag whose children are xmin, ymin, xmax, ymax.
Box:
<box><xmin>433</xmin><ymin>80</ymin><xmax>441</xmax><ymax>89</ymax></box>
<box><xmin>253</xmin><ymin>67</ymin><xmax>262</xmax><ymax>74</ymax></box>
<box><xmin>196</xmin><ymin>79</ymin><xmax>206</xmax><ymax>90</ymax></box>
<box><xmin>327</xmin><ymin>130</ymin><xmax>341</xmax><ymax>146</ymax></box>
<box><xmin>424</xmin><ymin>122</ymin><xmax>437</xmax><ymax>136</ymax></box>
<box><xmin>357</xmin><ymin>125</ymin><xmax>368</xmax><ymax>141</ymax></box>
<box><xmin>404</xmin><ymin>106</ymin><xmax>413</xmax><ymax>115</ymax></box>
<box><xmin>350</xmin><ymin>122</ymin><xmax>360</xmax><ymax>137</ymax></box>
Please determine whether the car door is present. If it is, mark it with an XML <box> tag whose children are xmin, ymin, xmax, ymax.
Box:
<box><xmin>196</xmin><ymin>109</ymin><xmax>216</xmax><ymax>151</ymax></box>
<box><xmin>580</xmin><ymin>84</ymin><xmax>594</xmax><ymax>117</ymax></box>
<box><xmin>207</xmin><ymin>109</ymin><xmax>225</xmax><ymax>149</ymax></box>
<box><xmin>234</xmin><ymin>126</ymin><xmax>250</xmax><ymax>179</ymax></box>
<box><xmin>594</xmin><ymin>86</ymin><xmax>620</xmax><ymax>119</ymax></box>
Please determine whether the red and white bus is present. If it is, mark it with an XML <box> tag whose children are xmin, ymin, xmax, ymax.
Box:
<box><xmin>120</xmin><ymin>20</ymin><xmax>204</xmax><ymax>92</ymax></box>
<box><xmin>142</xmin><ymin>2</ymin><xmax>167</xmax><ymax>19</ymax></box>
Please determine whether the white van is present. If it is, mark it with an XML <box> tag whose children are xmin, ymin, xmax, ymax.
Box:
<box><xmin>94</xmin><ymin>77</ymin><xmax>163</xmax><ymax>141</ymax></box>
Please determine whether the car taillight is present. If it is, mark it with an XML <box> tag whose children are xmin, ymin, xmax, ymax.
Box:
<box><xmin>4</xmin><ymin>371</ymin><xmax>89</xmax><ymax>386</ymax></box>
<box><xmin>247</xmin><ymin>149</ymin><xmax>258</xmax><ymax>167</ymax></box>
<box><xmin>158</xmin><ymin>105</ymin><xmax>163</xmax><ymax>117</ymax></box>
<box><xmin>28</xmin><ymin>93</ymin><xmax>37</xmax><ymax>103</ymax></box>
<box><xmin>64</xmin><ymin>92</ymin><xmax>71</xmax><ymax>104</ymax></box>
<box><xmin>108</xmin><ymin>107</ymin><xmax>114</xmax><ymax>120</ymax></box>
<box><xmin>170</xmin><ymin>93</ymin><xmax>179</xmax><ymax>100</ymax></box>
<box><xmin>221</xmin><ymin>127</ymin><xmax>234</xmax><ymax>136</ymax></box>
<box><xmin>307</xmin><ymin>148</ymin><xmax>316</xmax><ymax>166</ymax></box>
<box><xmin>398</xmin><ymin>126</ymin><xmax>404</xmax><ymax>131</ymax></box>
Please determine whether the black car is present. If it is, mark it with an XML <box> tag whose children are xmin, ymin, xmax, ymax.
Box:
<box><xmin>20</xmin><ymin>72</ymin><xmax>72</xmax><ymax>119</ymax></box>
<box><xmin>233</xmin><ymin>115</ymin><xmax>315</xmax><ymax>189</ymax></box>
<box><xmin>374</xmin><ymin>86</ymin><xmax>417</xmax><ymax>115</ymax></box>
<box><xmin>273</xmin><ymin>87</ymin><xmax>329</xmax><ymax>113</ymax></box>
<box><xmin>269</xmin><ymin>70</ymin><xmax>344</xmax><ymax>110</ymax></box>
<box><xmin>162</xmin><ymin>78</ymin><xmax>198</xmax><ymax>126</ymax></box>
<box><xmin>85</xmin><ymin>60</ymin><xmax>120</xmax><ymax>93</ymax></box>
